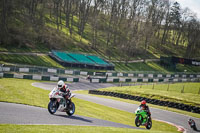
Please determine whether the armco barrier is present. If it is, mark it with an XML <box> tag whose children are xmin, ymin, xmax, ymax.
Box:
<box><xmin>89</xmin><ymin>90</ymin><xmax>200</xmax><ymax>114</ymax></box>
<box><xmin>3</xmin><ymin>73</ymin><xmax>14</xmax><ymax>78</ymax></box>
<box><xmin>58</xmin><ymin>77</ymin><xmax>67</xmax><ymax>81</ymax></box>
<box><xmin>42</xmin><ymin>76</ymin><xmax>50</xmax><ymax>81</ymax></box>
<box><xmin>2</xmin><ymin>65</ymin><xmax>200</xmax><ymax>79</ymax></box>
<box><xmin>23</xmin><ymin>75</ymin><xmax>33</xmax><ymax>79</ymax></box>
<box><xmin>90</xmin><ymin>77</ymin><xmax>199</xmax><ymax>83</ymax></box>
<box><xmin>0</xmin><ymin>73</ymin><xmax>79</xmax><ymax>82</ymax></box>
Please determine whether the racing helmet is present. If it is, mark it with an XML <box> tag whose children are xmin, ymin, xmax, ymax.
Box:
<box><xmin>57</xmin><ymin>80</ymin><xmax>65</xmax><ymax>89</ymax></box>
<box><xmin>141</xmin><ymin>100</ymin><xmax>146</xmax><ymax>105</ymax></box>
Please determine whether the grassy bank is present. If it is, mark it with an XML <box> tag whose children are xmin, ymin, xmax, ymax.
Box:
<box><xmin>0</xmin><ymin>54</ymin><xmax>64</xmax><ymax>68</ymax></box>
<box><xmin>0</xmin><ymin>78</ymin><xmax>179</xmax><ymax>132</ymax></box>
<box><xmin>1</xmin><ymin>52</ymin><xmax>200</xmax><ymax>73</ymax></box>
<box><xmin>99</xmin><ymin>83</ymin><xmax>200</xmax><ymax>107</ymax></box>
<box><xmin>114</xmin><ymin>61</ymin><xmax>200</xmax><ymax>72</ymax></box>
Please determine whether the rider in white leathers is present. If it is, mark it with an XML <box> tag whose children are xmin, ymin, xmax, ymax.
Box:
<box><xmin>57</xmin><ymin>80</ymin><xmax>71</xmax><ymax>106</ymax></box>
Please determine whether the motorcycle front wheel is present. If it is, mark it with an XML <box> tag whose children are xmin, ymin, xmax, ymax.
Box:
<box><xmin>48</xmin><ymin>101</ymin><xmax>57</xmax><ymax>114</ymax></box>
<box><xmin>135</xmin><ymin>115</ymin><xmax>141</xmax><ymax>127</ymax></box>
<box><xmin>66</xmin><ymin>102</ymin><xmax>75</xmax><ymax>116</ymax></box>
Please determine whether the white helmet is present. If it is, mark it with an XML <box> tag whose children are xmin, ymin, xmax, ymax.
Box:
<box><xmin>57</xmin><ymin>80</ymin><xmax>65</xmax><ymax>89</ymax></box>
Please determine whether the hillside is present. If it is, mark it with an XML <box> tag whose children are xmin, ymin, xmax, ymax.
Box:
<box><xmin>0</xmin><ymin>0</ymin><xmax>200</xmax><ymax>72</ymax></box>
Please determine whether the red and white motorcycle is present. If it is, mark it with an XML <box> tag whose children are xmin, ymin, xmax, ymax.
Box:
<box><xmin>48</xmin><ymin>87</ymin><xmax>75</xmax><ymax>116</ymax></box>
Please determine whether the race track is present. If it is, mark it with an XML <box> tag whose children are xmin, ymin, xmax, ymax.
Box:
<box><xmin>32</xmin><ymin>82</ymin><xmax>200</xmax><ymax>133</ymax></box>
<box><xmin>1</xmin><ymin>82</ymin><xmax>200</xmax><ymax>132</ymax></box>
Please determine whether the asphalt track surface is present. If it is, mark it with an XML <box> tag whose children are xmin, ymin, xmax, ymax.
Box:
<box><xmin>1</xmin><ymin>81</ymin><xmax>200</xmax><ymax>132</ymax></box>
<box><xmin>0</xmin><ymin>102</ymin><xmax>137</xmax><ymax>129</ymax></box>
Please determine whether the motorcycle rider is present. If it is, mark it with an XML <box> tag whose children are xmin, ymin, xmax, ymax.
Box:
<box><xmin>139</xmin><ymin>100</ymin><xmax>151</xmax><ymax>124</ymax></box>
<box><xmin>57</xmin><ymin>80</ymin><xmax>71</xmax><ymax>107</ymax></box>
<box><xmin>188</xmin><ymin>118</ymin><xmax>197</xmax><ymax>131</ymax></box>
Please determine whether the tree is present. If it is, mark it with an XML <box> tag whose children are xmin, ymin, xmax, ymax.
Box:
<box><xmin>185</xmin><ymin>18</ymin><xmax>200</xmax><ymax>58</ymax></box>
<box><xmin>53</xmin><ymin>0</ymin><xmax>62</xmax><ymax>30</ymax></box>
<box><xmin>161</xmin><ymin>0</ymin><xmax>172</xmax><ymax>45</ymax></box>
<box><xmin>90</xmin><ymin>0</ymin><xmax>105</xmax><ymax>48</ymax></box>
<box><xmin>0</xmin><ymin>0</ymin><xmax>8</xmax><ymax>44</ymax></box>
<box><xmin>64</xmin><ymin>0</ymin><xmax>77</xmax><ymax>36</ymax></box>
<box><xmin>78</xmin><ymin>0</ymin><xmax>92</xmax><ymax>39</ymax></box>
<box><xmin>170</xmin><ymin>1</ymin><xmax>181</xmax><ymax>45</ymax></box>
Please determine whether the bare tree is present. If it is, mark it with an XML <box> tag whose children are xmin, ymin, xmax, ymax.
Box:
<box><xmin>185</xmin><ymin>18</ymin><xmax>200</xmax><ymax>58</ymax></box>
<box><xmin>161</xmin><ymin>0</ymin><xmax>171</xmax><ymax>45</ymax></box>
<box><xmin>0</xmin><ymin>0</ymin><xmax>9</xmax><ymax>44</ymax></box>
<box><xmin>78</xmin><ymin>0</ymin><xmax>92</xmax><ymax>39</ymax></box>
<box><xmin>90</xmin><ymin>0</ymin><xmax>105</xmax><ymax>48</ymax></box>
<box><xmin>64</xmin><ymin>0</ymin><xmax>77</xmax><ymax>36</ymax></box>
<box><xmin>53</xmin><ymin>0</ymin><xmax>61</xmax><ymax>30</ymax></box>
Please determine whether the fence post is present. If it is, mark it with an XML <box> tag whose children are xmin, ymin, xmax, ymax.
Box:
<box><xmin>167</xmin><ymin>84</ymin><xmax>169</xmax><ymax>91</ymax></box>
<box><xmin>57</xmin><ymin>69</ymin><xmax>59</xmax><ymax>75</ymax></box>
<box><xmin>120</xmin><ymin>83</ymin><xmax>122</xmax><ymax>87</ymax></box>
<box><xmin>14</xmin><ymin>65</ymin><xmax>16</xmax><ymax>73</ymax></box>
<box><xmin>140</xmin><ymin>84</ymin><xmax>142</xmax><ymax>88</ymax></box>
<box><xmin>0</xmin><ymin>64</ymin><xmax>4</xmax><ymax>78</ymax></box>
<box><xmin>42</xmin><ymin>67</ymin><xmax>43</xmax><ymax>75</ymax></box>
<box><xmin>181</xmin><ymin>85</ymin><xmax>185</xmax><ymax>93</ymax></box>
<box><xmin>33</xmin><ymin>65</ymin><xmax>36</xmax><ymax>74</ymax></box>
<box><xmin>152</xmin><ymin>83</ymin><xmax>154</xmax><ymax>90</ymax></box>
<box><xmin>1</xmin><ymin>64</ymin><xmax>4</xmax><ymax>72</ymax></box>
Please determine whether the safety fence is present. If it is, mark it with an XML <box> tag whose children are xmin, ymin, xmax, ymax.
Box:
<box><xmin>1</xmin><ymin>65</ymin><xmax>200</xmax><ymax>78</ymax></box>
<box><xmin>89</xmin><ymin>90</ymin><xmax>200</xmax><ymax>114</ymax></box>
<box><xmin>90</xmin><ymin>77</ymin><xmax>199</xmax><ymax>83</ymax></box>
<box><xmin>0</xmin><ymin>73</ymin><xmax>79</xmax><ymax>82</ymax></box>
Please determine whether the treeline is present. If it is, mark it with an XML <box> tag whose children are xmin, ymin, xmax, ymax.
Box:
<box><xmin>0</xmin><ymin>0</ymin><xmax>200</xmax><ymax>60</ymax></box>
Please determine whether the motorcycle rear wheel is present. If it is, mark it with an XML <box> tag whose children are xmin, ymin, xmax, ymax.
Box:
<box><xmin>66</xmin><ymin>102</ymin><xmax>75</xmax><ymax>116</ymax></box>
<box><xmin>48</xmin><ymin>101</ymin><xmax>57</xmax><ymax>114</ymax></box>
<box><xmin>191</xmin><ymin>125</ymin><xmax>197</xmax><ymax>131</ymax></box>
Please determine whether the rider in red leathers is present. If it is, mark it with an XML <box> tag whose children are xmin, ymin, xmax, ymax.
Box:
<box><xmin>139</xmin><ymin>100</ymin><xmax>151</xmax><ymax>116</ymax></box>
<box><xmin>139</xmin><ymin>100</ymin><xmax>151</xmax><ymax>124</ymax></box>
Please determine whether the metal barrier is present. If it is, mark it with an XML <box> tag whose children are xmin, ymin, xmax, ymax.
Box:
<box><xmin>0</xmin><ymin>72</ymin><xmax>79</xmax><ymax>82</ymax></box>
<box><xmin>1</xmin><ymin>64</ymin><xmax>200</xmax><ymax>83</ymax></box>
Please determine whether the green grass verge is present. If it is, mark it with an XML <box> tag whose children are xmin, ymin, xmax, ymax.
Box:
<box><xmin>0</xmin><ymin>124</ymin><xmax>179</xmax><ymax>133</ymax></box>
<box><xmin>98</xmin><ymin>83</ymin><xmax>200</xmax><ymax>107</ymax></box>
<box><xmin>0</xmin><ymin>78</ymin><xmax>179</xmax><ymax>133</ymax></box>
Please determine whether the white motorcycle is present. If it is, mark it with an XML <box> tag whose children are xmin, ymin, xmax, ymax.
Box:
<box><xmin>48</xmin><ymin>87</ymin><xmax>75</xmax><ymax>116</ymax></box>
